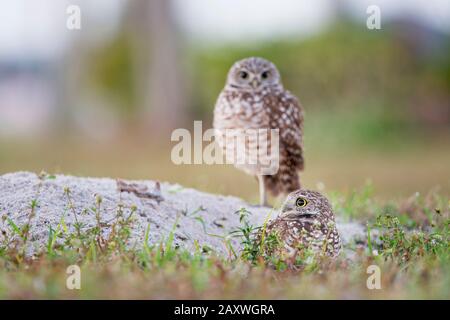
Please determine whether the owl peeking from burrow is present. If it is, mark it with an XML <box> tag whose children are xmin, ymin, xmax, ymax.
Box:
<box><xmin>260</xmin><ymin>189</ymin><xmax>342</xmax><ymax>260</ymax></box>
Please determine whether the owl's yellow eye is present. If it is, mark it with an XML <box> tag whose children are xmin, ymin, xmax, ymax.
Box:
<box><xmin>261</xmin><ymin>71</ymin><xmax>270</xmax><ymax>79</ymax></box>
<box><xmin>296</xmin><ymin>197</ymin><xmax>308</xmax><ymax>207</ymax></box>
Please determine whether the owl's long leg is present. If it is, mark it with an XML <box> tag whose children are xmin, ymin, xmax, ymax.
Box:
<box><xmin>257</xmin><ymin>175</ymin><xmax>268</xmax><ymax>207</ymax></box>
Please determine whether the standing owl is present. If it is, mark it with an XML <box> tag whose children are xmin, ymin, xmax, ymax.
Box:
<box><xmin>213</xmin><ymin>57</ymin><xmax>304</xmax><ymax>206</ymax></box>
<box><xmin>263</xmin><ymin>189</ymin><xmax>341</xmax><ymax>259</ymax></box>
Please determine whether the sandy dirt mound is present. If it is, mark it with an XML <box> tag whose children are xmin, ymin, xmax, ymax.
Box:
<box><xmin>0</xmin><ymin>172</ymin><xmax>365</xmax><ymax>256</ymax></box>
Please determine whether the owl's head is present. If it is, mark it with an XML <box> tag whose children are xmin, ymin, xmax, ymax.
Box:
<box><xmin>225</xmin><ymin>57</ymin><xmax>282</xmax><ymax>91</ymax></box>
<box><xmin>280</xmin><ymin>189</ymin><xmax>334</xmax><ymax>221</ymax></box>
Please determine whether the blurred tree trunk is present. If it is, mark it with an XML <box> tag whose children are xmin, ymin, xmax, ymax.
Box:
<box><xmin>57</xmin><ymin>27</ymin><xmax>87</xmax><ymax>137</ymax></box>
<box><xmin>126</xmin><ymin>0</ymin><xmax>187</xmax><ymax>135</ymax></box>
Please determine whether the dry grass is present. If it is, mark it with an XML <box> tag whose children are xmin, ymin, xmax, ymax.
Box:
<box><xmin>0</xmin><ymin>186</ymin><xmax>448</xmax><ymax>299</ymax></box>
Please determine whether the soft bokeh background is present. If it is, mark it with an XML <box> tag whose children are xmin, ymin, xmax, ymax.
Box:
<box><xmin>0</xmin><ymin>0</ymin><xmax>449</xmax><ymax>202</ymax></box>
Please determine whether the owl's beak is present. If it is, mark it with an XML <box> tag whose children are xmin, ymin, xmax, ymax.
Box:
<box><xmin>281</xmin><ymin>206</ymin><xmax>318</xmax><ymax>219</ymax></box>
<box><xmin>251</xmin><ymin>79</ymin><xmax>260</xmax><ymax>89</ymax></box>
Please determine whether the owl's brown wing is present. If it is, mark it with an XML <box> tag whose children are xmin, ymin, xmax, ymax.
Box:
<box><xmin>278</xmin><ymin>91</ymin><xmax>304</xmax><ymax>171</ymax></box>
<box><xmin>263</xmin><ymin>217</ymin><xmax>315</xmax><ymax>255</ymax></box>
<box><xmin>265</xmin><ymin>216</ymin><xmax>342</xmax><ymax>258</ymax></box>
<box><xmin>264</xmin><ymin>91</ymin><xmax>304</xmax><ymax>195</ymax></box>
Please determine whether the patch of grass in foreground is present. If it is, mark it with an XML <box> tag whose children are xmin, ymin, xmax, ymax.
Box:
<box><xmin>0</xmin><ymin>184</ymin><xmax>448</xmax><ymax>299</ymax></box>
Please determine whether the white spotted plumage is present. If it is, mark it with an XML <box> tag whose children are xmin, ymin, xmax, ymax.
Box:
<box><xmin>263</xmin><ymin>189</ymin><xmax>342</xmax><ymax>258</ymax></box>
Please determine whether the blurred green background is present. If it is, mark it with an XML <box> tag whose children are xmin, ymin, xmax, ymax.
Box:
<box><xmin>0</xmin><ymin>0</ymin><xmax>449</xmax><ymax>203</ymax></box>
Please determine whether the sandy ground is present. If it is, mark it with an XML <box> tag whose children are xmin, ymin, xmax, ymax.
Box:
<box><xmin>0</xmin><ymin>172</ymin><xmax>365</xmax><ymax>256</ymax></box>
